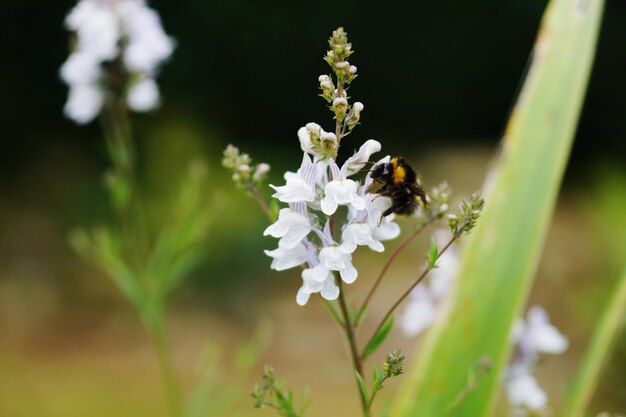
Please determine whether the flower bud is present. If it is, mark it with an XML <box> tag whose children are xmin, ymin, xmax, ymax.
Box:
<box><xmin>346</xmin><ymin>101</ymin><xmax>364</xmax><ymax>130</ymax></box>
<box><xmin>332</xmin><ymin>97</ymin><xmax>348</xmax><ymax>121</ymax></box>
<box><xmin>253</xmin><ymin>163</ymin><xmax>271</xmax><ymax>183</ymax></box>
<box><xmin>318</xmin><ymin>74</ymin><xmax>335</xmax><ymax>102</ymax></box>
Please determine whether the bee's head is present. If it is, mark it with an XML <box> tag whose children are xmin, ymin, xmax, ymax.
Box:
<box><xmin>369</xmin><ymin>162</ymin><xmax>392</xmax><ymax>183</ymax></box>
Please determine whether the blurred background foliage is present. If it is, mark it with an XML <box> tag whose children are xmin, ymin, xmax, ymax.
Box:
<box><xmin>0</xmin><ymin>1</ymin><xmax>624</xmax><ymax>416</ymax></box>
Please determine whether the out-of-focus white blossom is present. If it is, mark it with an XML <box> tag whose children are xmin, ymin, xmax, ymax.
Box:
<box><xmin>504</xmin><ymin>306</ymin><xmax>568</xmax><ymax>415</ymax></box>
<box><xmin>400</xmin><ymin>286</ymin><xmax>437</xmax><ymax>337</ymax></box>
<box><xmin>64</xmin><ymin>84</ymin><xmax>105</xmax><ymax>125</ymax></box>
<box><xmin>61</xmin><ymin>0</ymin><xmax>174</xmax><ymax>124</ymax></box>
<box><xmin>506</xmin><ymin>373</ymin><xmax>547</xmax><ymax>411</ymax></box>
<box><xmin>127</xmin><ymin>77</ymin><xmax>160</xmax><ymax>111</ymax></box>
<box><xmin>400</xmin><ymin>229</ymin><xmax>458</xmax><ymax>337</ymax></box>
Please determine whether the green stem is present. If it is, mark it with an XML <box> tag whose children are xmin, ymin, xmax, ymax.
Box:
<box><xmin>335</xmin><ymin>277</ymin><xmax>368</xmax><ymax>416</ymax></box>
<box><xmin>355</xmin><ymin>221</ymin><xmax>432</xmax><ymax>327</ymax></box>
<box><xmin>147</xmin><ymin>314</ymin><xmax>183</xmax><ymax>417</ymax></box>
<box><xmin>362</xmin><ymin>236</ymin><xmax>458</xmax><ymax>358</ymax></box>
<box><xmin>561</xmin><ymin>265</ymin><xmax>626</xmax><ymax>417</ymax></box>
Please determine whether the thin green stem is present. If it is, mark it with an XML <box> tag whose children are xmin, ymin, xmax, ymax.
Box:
<box><xmin>147</xmin><ymin>316</ymin><xmax>183</xmax><ymax>417</ymax></box>
<box><xmin>362</xmin><ymin>236</ymin><xmax>458</xmax><ymax>359</ymax></box>
<box><xmin>355</xmin><ymin>221</ymin><xmax>432</xmax><ymax>327</ymax></box>
<box><xmin>335</xmin><ymin>79</ymin><xmax>344</xmax><ymax>143</ymax></box>
<box><xmin>247</xmin><ymin>183</ymin><xmax>272</xmax><ymax>221</ymax></box>
<box><xmin>335</xmin><ymin>277</ymin><xmax>368</xmax><ymax>416</ymax></box>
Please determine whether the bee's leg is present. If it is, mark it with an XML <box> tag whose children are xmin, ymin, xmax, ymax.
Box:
<box><xmin>382</xmin><ymin>207</ymin><xmax>395</xmax><ymax>218</ymax></box>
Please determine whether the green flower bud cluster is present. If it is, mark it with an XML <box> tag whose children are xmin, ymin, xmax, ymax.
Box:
<box><xmin>320</xmin><ymin>27</ymin><xmax>364</xmax><ymax>133</ymax></box>
<box><xmin>415</xmin><ymin>182</ymin><xmax>453</xmax><ymax>227</ymax></box>
<box><xmin>382</xmin><ymin>349</ymin><xmax>405</xmax><ymax>377</ymax></box>
<box><xmin>448</xmin><ymin>192</ymin><xmax>485</xmax><ymax>237</ymax></box>
<box><xmin>251</xmin><ymin>366</ymin><xmax>308</xmax><ymax>417</ymax></box>
<box><xmin>222</xmin><ymin>144</ymin><xmax>270</xmax><ymax>188</ymax></box>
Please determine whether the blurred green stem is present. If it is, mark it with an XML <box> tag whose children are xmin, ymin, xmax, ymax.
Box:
<box><xmin>361</xmin><ymin>235</ymin><xmax>458</xmax><ymax>359</ymax></box>
<box><xmin>561</xmin><ymin>265</ymin><xmax>626</xmax><ymax>417</ymax></box>
<box><xmin>355</xmin><ymin>221</ymin><xmax>433</xmax><ymax>328</ymax></box>
<box><xmin>146</xmin><ymin>310</ymin><xmax>183</xmax><ymax>417</ymax></box>
<box><xmin>335</xmin><ymin>277</ymin><xmax>368</xmax><ymax>416</ymax></box>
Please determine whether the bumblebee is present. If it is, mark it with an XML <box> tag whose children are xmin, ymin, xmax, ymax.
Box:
<box><xmin>369</xmin><ymin>157</ymin><xmax>427</xmax><ymax>218</ymax></box>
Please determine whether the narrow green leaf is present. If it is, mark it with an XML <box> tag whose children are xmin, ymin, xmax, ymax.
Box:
<box><xmin>355</xmin><ymin>370</ymin><xmax>370</xmax><ymax>406</ymax></box>
<box><xmin>362</xmin><ymin>317</ymin><xmax>394</xmax><ymax>360</ymax></box>
<box><xmin>355</xmin><ymin>303</ymin><xmax>369</xmax><ymax>327</ymax></box>
<box><xmin>269</xmin><ymin>199</ymin><xmax>280</xmax><ymax>222</ymax></box>
<box><xmin>561</xmin><ymin>266</ymin><xmax>626</xmax><ymax>417</ymax></box>
<box><xmin>391</xmin><ymin>0</ymin><xmax>604</xmax><ymax>416</ymax></box>
<box><xmin>426</xmin><ymin>238</ymin><xmax>439</xmax><ymax>269</ymax></box>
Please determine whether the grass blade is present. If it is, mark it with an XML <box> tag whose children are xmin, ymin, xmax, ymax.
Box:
<box><xmin>391</xmin><ymin>0</ymin><xmax>604</xmax><ymax>416</ymax></box>
<box><xmin>561</xmin><ymin>266</ymin><xmax>626</xmax><ymax>417</ymax></box>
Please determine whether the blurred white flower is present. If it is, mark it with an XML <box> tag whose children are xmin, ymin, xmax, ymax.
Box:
<box><xmin>60</xmin><ymin>52</ymin><xmax>101</xmax><ymax>85</ymax></box>
<box><xmin>64</xmin><ymin>84</ymin><xmax>104</xmax><ymax>125</ymax></box>
<box><xmin>506</xmin><ymin>372</ymin><xmax>547</xmax><ymax>411</ymax></box>
<box><xmin>399</xmin><ymin>285</ymin><xmax>437</xmax><ymax>337</ymax></box>
<box><xmin>61</xmin><ymin>0</ymin><xmax>174</xmax><ymax>124</ymax></box>
<box><xmin>504</xmin><ymin>306</ymin><xmax>568</xmax><ymax>414</ymax></box>
<box><xmin>127</xmin><ymin>77</ymin><xmax>160</xmax><ymax>111</ymax></box>
<box><xmin>400</xmin><ymin>229</ymin><xmax>458</xmax><ymax>337</ymax></box>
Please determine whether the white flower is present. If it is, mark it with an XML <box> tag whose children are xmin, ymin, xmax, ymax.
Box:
<box><xmin>64</xmin><ymin>84</ymin><xmax>104</xmax><ymax>125</ymax></box>
<box><xmin>400</xmin><ymin>229</ymin><xmax>459</xmax><ymax>337</ymax></box>
<box><xmin>504</xmin><ymin>305</ymin><xmax>568</xmax><ymax>413</ymax></box>
<box><xmin>506</xmin><ymin>372</ymin><xmax>547</xmax><ymax>411</ymax></box>
<box><xmin>65</xmin><ymin>0</ymin><xmax>120</xmax><ymax>60</ymax></box>
<box><xmin>123</xmin><ymin>7</ymin><xmax>174</xmax><ymax>74</ymax></box>
<box><xmin>61</xmin><ymin>0</ymin><xmax>174</xmax><ymax>123</ymax></box>
<box><xmin>318</xmin><ymin>246</ymin><xmax>358</xmax><ymax>283</ymax></box>
<box><xmin>263</xmin><ymin>208</ymin><xmax>311</xmax><ymax>249</ymax></box>
<box><xmin>296</xmin><ymin>267</ymin><xmax>339</xmax><ymax>306</ymax></box>
<box><xmin>264</xmin><ymin>243</ymin><xmax>308</xmax><ymax>271</ymax></box>
<box><xmin>345</xmin><ymin>139</ymin><xmax>380</xmax><ymax>175</ymax></box>
<box><xmin>371</xmin><ymin>215</ymin><xmax>401</xmax><ymax>241</ymax></box>
<box><xmin>321</xmin><ymin>179</ymin><xmax>364</xmax><ymax>215</ymax></box>
<box><xmin>127</xmin><ymin>77</ymin><xmax>160</xmax><ymax>111</ymax></box>
<box><xmin>270</xmin><ymin>173</ymin><xmax>315</xmax><ymax>203</ymax></box>
<box><xmin>512</xmin><ymin>306</ymin><xmax>568</xmax><ymax>361</ymax></box>
<box><xmin>400</xmin><ymin>286</ymin><xmax>437</xmax><ymax>337</ymax></box>
<box><xmin>298</xmin><ymin>123</ymin><xmax>320</xmax><ymax>156</ymax></box>
<box><xmin>269</xmin><ymin>154</ymin><xmax>317</xmax><ymax>203</ymax></box>
<box><xmin>60</xmin><ymin>52</ymin><xmax>101</xmax><ymax>85</ymax></box>
<box><xmin>340</xmin><ymin>223</ymin><xmax>384</xmax><ymax>254</ymax></box>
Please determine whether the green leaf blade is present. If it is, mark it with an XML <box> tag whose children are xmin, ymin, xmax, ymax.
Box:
<box><xmin>362</xmin><ymin>317</ymin><xmax>394</xmax><ymax>360</ymax></box>
<box><xmin>391</xmin><ymin>0</ymin><xmax>604</xmax><ymax>415</ymax></box>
